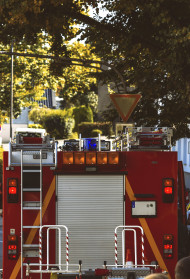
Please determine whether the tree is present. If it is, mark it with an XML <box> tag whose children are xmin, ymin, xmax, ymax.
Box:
<box><xmin>56</xmin><ymin>42</ymin><xmax>98</xmax><ymax>115</ymax></box>
<box><xmin>0</xmin><ymin>35</ymin><xmax>99</xmax><ymax>121</ymax></box>
<box><xmin>82</xmin><ymin>0</ymin><xmax>190</xmax><ymax>139</ymax></box>
<box><xmin>0</xmin><ymin>0</ymin><xmax>190</xmax><ymax>139</ymax></box>
<box><xmin>29</xmin><ymin>105</ymin><xmax>94</xmax><ymax>138</ymax></box>
<box><xmin>0</xmin><ymin>33</ymin><xmax>65</xmax><ymax>119</ymax></box>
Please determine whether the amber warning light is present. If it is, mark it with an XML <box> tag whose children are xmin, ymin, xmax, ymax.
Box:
<box><xmin>62</xmin><ymin>152</ymin><xmax>119</xmax><ymax>165</ymax></box>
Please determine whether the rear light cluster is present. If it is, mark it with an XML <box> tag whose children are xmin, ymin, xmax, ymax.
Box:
<box><xmin>162</xmin><ymin>178</ymin><xmax>174</xmax><ymax>203</ymax></box>
<box><xmin>63</xmin><ymin>152</ymin><xmax>119</xmax><ymax>165</ymax></box>
<box><xmin>163</xmin><ymin>234</ymin><xmax>173</xmax><ymax>259</ymax></box>
<box><xmin>7</xmin><ymin>178</ymin><xmax>18</xmax><ymax>203</ymax></box>
<box><xmin>8</xmin><ymin>234</ymin><xmax>18</xmax><ymax>260</ymax></box>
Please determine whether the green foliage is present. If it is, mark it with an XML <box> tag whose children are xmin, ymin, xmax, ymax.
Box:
<box><xmin>82</xmin><ymin>0</ymin><xmax>190</xmax><ymax>139</ymax></box>
<box><xmin>0</xmin><ymin>1</ymin><xmax>84</xmax><ymax>52</ymax></box>
<box><xmin>29</xmin><ymin>107</ymin><xmax>49</xmax><ymax>124</ymax></box>
<box><xmin>29</xmin><ymin>108</ymin><xmax>75</xmax><ymax>139</ymax></box>
<box><xmin>73</xmin><ymin>105</ymin><xmax>93</xmax><ymax>132</ymax></box>
<box><xmin>0</xmin><ymin>37</ymin><xmax>98</xmax><ymax>120</ymax></box>
<box><xmin>100</xmin><ymin>102</ymin><xmax>119</xmax><ymax>122</ymax></box>
<box><xmin>28</xmin><ymin>123</ymin><xmax>43</xmax><ymax>129</ymax></box>
<box><xmin>78</xmin><ymin>122</ymin><xmax>113</xmax><ymax>137</ymax></box>
<box><xmin>57</xmin><ymin>42</ymin><xmax>98</xmax><ymax>116</ymax></box>
<box><xmin>40</xmin><ymin>109</ymin><xmax>75</xmax><ymax>139</ymax></box>
<box><xmin>1</xmin><ymin>1</ymin><xmax>190</xmax><ymax>137</ymax></box>
<box><xmin>29</xmin><ymin>105</ymin><xmax>93</xmax><ymax>137</ymax></box>
<box><xmin>91</xmin><ymin>129</ymin><xmax>102</xmax><ymax>137</ymax></box>
<box><xmin>0</xmin><ymin>146</ymin><xmax>3</xmax><ymax>162</ymax></box>
<box><xmin>0</xmin><ymin>33</ymin><xmax>65</xmax><ymax>117</ymax></box>
<box><xmin>68</xmin><ymin>132</ymin><xmax>79</xmax><ymax>139</ymax></box>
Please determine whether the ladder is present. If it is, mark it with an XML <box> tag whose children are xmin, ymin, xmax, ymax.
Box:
<box><xmin>8</xmin><ymin>134</ymin><xmax>56</xmax><ymax>279</ymax></box>
<box><xmin>20</xmin><ymin>148</ymin><xmax>43</xmax><ymax>279</ymax></box>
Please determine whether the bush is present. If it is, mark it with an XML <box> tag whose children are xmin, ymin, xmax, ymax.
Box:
<box><xmin>78</xmin><ymin>122</ymin><xmax>113</xmax><ymax>137</ymax></box>
<box><xmin>68</xmin><ymin>132</ymin><xmax>79</xmax><ymax>139</ymax></box>
<box><xmin>73</xmin><ymin>106</ymin><xmax>93</xmax><ymax>132</ymax></box>
<box><xmin>29</xmin><ymin>106</ymin><xmax>94</xmax><ymax>138</ymax></box>
<box><xmin>91</xmin><ymin>129</ymin><xmax>102</xmax><ymax>137</ymax></box>
<box><xmin>29</xmin><ymin>107</ymin><xmax>49</xmax><ymax>124</ymax></box>
<box><xmin>42</xmin><ymin>109</ymin><xmax>75</xmax><ymax>139</ymax></box>
<box><xmin>29</xmin><ymin>107</ymin><xmax>75</xmax><ymax>139</ymax></box>
<box><xmin>28</xmin><ymin>124</ymin><xmax>43</xmax><ymax>129</ymax></box>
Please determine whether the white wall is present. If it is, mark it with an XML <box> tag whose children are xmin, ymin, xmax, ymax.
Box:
<box><xmin>0</xmin><ymin>124</ymin><xmax>28</xmax><ymax>143</ymax></box>
<box><xmin>172</xmin><ymin>138</ymin><xmax>190</xmax><ymax>189</ymax></box>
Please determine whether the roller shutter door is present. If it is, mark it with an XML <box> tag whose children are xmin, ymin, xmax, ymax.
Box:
<box><xmin>57</xmin><ymin>175</ymin><xmax>124</xmax><ymax>270</ymax></box>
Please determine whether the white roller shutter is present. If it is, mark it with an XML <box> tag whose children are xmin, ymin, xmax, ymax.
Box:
<box><xmin>57</xmin><ymin>175</ymin><xmax>124</xmax><ymax>270</ymax></box>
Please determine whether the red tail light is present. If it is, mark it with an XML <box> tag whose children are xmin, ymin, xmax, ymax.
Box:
<box><xmin>163</xmin><ymin>234</ymin><xmax>173</xmax><ymax>258</ymax></box>
<box><xmin>8</xmin><ymin>234</ymin><xmax>18</xmax><ymax>260</ymax></box>
<box><xmin>7</xmin><ymin>178</ymin><xmax>18</xmax><ymax>203</ymax></box>
<box><xmin>162</xmin><ymin>178</ymin><xmax>174</xmax><ymax>203</ymax></box>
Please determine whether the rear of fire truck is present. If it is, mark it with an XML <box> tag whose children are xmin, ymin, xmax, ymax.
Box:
<box><xmin>2</xmin><ymin>124</ymin><xmax>189</xmax><ymax>279</ymax></box>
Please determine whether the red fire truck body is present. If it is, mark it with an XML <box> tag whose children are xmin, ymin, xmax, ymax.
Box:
<box><xmin>2</xmin><ymin>129</ymin><xmax>187</xmax><ymax>279</ymax></box>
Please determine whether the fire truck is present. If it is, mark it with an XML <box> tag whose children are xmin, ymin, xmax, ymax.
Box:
<box><xmin>2</xmin><ymin>126</ymin><xmax>189</xmax><ymax>279</ymax></box>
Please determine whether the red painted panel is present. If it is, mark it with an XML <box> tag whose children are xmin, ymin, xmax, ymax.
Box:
<box><xmin>3</xmin><ymin>149</ymin><xmax>179</xmax><ymax>279</ymax></box>
<box><xmin>125</xmin><ymin>151</ymin><xmax>178</xmax><ymax>278</ymax></box>
<box><xmin>3</xmin><ymin>152</ymin><xmax>55</xmax><ymax>279</ymax></box>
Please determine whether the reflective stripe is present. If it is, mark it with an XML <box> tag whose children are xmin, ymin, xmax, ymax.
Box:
<box><xmin>10</xmin><ymin>177</ymin><xmax>55</xmax><ymax>279</ymax></box>
<box><xmin>125</xmin><ymin>176</ymin><xmax>171</xmax><ymax>279</ymax></box>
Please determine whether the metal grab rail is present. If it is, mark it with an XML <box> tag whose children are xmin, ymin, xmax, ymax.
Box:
<box><xmin>39</xmin><ymin>225</ymin><xmax>69</xmax><ymax>271</ymax></box>
<box><xmin>122</xmin><ymin>229</ymin><xmax>137</xmax><ymax>266</ymax></box>
<box><xmin>8</xmin><ymin>135</ymin><xmax>57</xmax><ymax>167</ymax></box>
<box><xmin>115</xmin><ymin>225</ymin><xmax>145</xmax><ymax>267</ymax></box>
<box><xmin>25</xmin><ymin>263</ymin><xmax>80</xmax><ymax>276</ymax></box>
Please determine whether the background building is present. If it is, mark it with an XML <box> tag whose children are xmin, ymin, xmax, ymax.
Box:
<box><xmin>0</xmin><ymin>89</ymin><xmax>56</xmax><ymax>143</ymax></box>
<box><xmin>172</xmin><ymin>138</ymin><xmax>190</xmax><ymax>189</ymax></box>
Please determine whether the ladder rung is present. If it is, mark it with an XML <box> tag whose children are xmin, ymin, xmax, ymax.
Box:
<box><xmin>23</xmin><ymin>244</ymin><xmax>40</xmax><ymax>248</ymax></box>
<box><xmin>23</xmin><ymin>188</ymin><xmax>41</xmax><ymax>192</ymax></box>
<box><xmin>23</xmin><ymin>207</ymin><xmax>41</xmax><ymax>210</ymax></box>
<box><xmin>23</xmin><ymin>170</ymin><xmax>41</xmax><ymax>173</ymax></box>
<box><xmin>23</xmin><ymin>226</ymin><xmax>40</xmax><ymax>229</ymax></box>
<box><xmin>23</xmin><ymin>201</ymin><xmax>41</xmax><ymax>207</ymax></box>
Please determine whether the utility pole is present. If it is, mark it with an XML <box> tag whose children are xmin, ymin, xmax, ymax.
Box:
<box><xmin>10</xmin><ymin>41</ymin><xmax>14</xmax><ymax>140</ymax></box>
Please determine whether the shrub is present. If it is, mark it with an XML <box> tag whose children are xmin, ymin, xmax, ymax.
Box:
<box><xmin>73</xmin><ymin>106</ymin><xmax>93</xmax><ymax>132</ymax></box>
<box><xmin>29</xmin><ymin>107</ymin><xmax>75</xmax><ymax>139</ymax></box>
<box><xmin>29</xmin><ymin>107</ymin><xmax>49</xmax><ymax>124</ymax></box>
<box><xmin>91</xmin><ymin>129</ymin><xmax>102</xmax><ymax>137</ymax></box>
<box><xmin>68</xmin><ymin>132</ymin><xmax>79</xmax><ymax>139</ymax></box>
<box><xmin>28</xmin><ymin>124</ymin><xmax>43</xmax><ymax>129</ymax></box>
<box><xmin>29</xmin><ymin>106</ymin><xmax>94</xmax><ymax>138</ymax></box>
<box><xmin>40</xmin><ymin>109</ymin><xmax>74</xmax><ymax>139</ymax></box>
<box><xmin>78</xmin><ymin>122</ymin><xmax>113</xmax><ymax>138</ymax></box>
